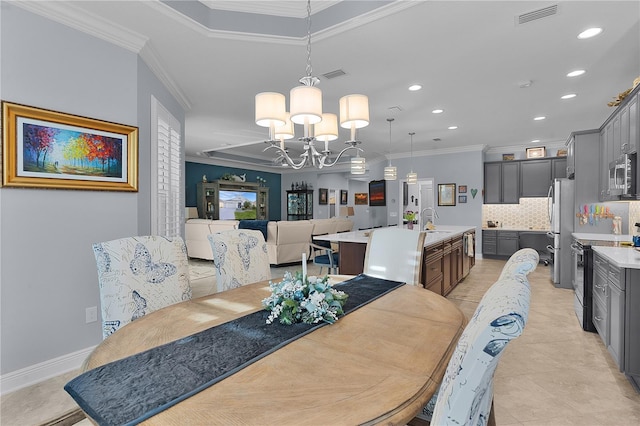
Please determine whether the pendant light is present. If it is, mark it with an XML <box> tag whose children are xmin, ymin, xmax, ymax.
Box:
<box><xmin>406</xmin><ymin>132</ymin><xmax>417</xmax><ymax>184</ymax></box>
<box><xmin>384</xmin><ymin>118</ymin><xmax>397</xmax><ymax>180</ymax></box>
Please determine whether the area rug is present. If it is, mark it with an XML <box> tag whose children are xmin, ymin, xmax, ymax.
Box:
<box><xmin>64</xmin><ymin>274</ymin><xmax>404</xmax><ymax>426</ymax></box>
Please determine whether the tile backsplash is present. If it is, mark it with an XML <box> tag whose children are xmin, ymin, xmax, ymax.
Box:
<box><xmin>483</xmin><ymin>200</ymin><xmax>640</xmax><ymax>234</ymax></box>
<box><xmin>482</xmin><ymin>198</ymin><xmax>549</xmax><ymax>230</ymax></box>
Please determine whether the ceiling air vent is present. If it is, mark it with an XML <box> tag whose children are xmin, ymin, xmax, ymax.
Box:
<box><xmin>433</xmin><ymin>138</ymin><xmax>441</xmax><ymax>142</ymax></box>
<box><xmin>322</xmin><ymin>69</ymin><xmax>347</xmax><ymax>80</ymax></box>
<box><xmin>517</xmin><ymin>4</ymin><xmax>558</xmax><ymax>25</ymax></box>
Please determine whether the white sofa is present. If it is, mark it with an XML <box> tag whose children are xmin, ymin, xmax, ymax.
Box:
<box><xmin>185</xmin><ymin>219</ymin><xmax>239</xmax><ymax>260</ymax></box>
<box><xmin>185</xmin><ymin>217</ymin><xmax>353</xmax><ymax>265</ymax></box>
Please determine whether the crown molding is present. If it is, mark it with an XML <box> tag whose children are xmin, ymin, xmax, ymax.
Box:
<box><xmin>387</xmin><ymin>144</ymin><xmax>488</xmax><ymax>160</ymax></box>
<box><xmin>484</xmin><ymin>140</ymin><xmax>565</xmax><ymax>155</ymax></box>
<box><xmin>139</xmin><ymin>44</ymin><xmax>191</xmax><ymax>111</ymax></box>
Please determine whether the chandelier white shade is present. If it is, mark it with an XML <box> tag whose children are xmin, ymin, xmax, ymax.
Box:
<box><xmin>255</xmin><ymin>92</ymin><xmax>286</xmax><ymax>128</ymax></box>
<box><xmin>274</xmin><ymin>113</ymin><xmax>295</xmax><ymax>140</ymax></box>
<box><xmin>314</xmin><ymin>113</ymin><xmax>339</xmax><ymax>142</ymax></box>
<box><xmin>339</xmin><ymin>94</ymin><xmax>370</xmax><ymax>130</ymax></box>
<box><xmin>290</xmin><ymin>85</ymin><xmax>323</xmax><ymax>125</ymax></box>
<box><xmin>384</xmin><ymin>117</ymin><xmax>397</xmax><ymax>181</ymax></box>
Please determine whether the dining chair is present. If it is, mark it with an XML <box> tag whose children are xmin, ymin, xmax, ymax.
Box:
<box><xmin>363</xmin><ymin>228</ymin><xmax>426</xmax><ymax>285</ymax></box>
<box><xmin>92</xmin><ymin>235</ymin><xmax>192</xmax><ymax>339</ymax></box>
<box><xmin>310</xmin><ymin>235</ymin><xmax>339</xmax><ymax>275</ymax></box>
<box><xmin>410</xmin><ymin>248</ymin><xmax>539</xmax><ymax>426</ymax></box>
<box><xmin>207</xmin><ymin>229</ymin><xmax>270</xmax><ymax>293</ymax></box>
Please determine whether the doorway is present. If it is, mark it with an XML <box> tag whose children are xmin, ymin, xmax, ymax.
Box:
<box><xmin>399</xmin><ymin>178</ymin><xmax>434</xmax><ymax>229</ymax></box>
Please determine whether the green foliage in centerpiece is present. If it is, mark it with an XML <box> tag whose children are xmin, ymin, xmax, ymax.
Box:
<box><xmin>262</xmin><ymin>271</ymin><xmax>349</xmax><ymax>325</ymax></box>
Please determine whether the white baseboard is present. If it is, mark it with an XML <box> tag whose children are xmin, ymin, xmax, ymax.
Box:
<box><xmin>0</xmin><ymin>346</ymin><xmax>96</xmax><ymax>395</ymax></box>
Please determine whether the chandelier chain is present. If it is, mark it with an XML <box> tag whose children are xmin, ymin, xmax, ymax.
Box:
<box><xmin>305</xmin><ymin>0</ymin><xmax>313</xmax><ymax>78</ymax></box>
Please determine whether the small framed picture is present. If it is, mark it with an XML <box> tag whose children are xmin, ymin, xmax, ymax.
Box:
<box><xmin>438</xmin><ymin>183</ymin><xmax>456</xmax><ymax>206</ymax></box>
<box><xmin>502</xmin><ymin>153</ymin><xmax>515</xmax><ymax>161</ymax></box>
<box><xmin>526</xmin><ymin>146</ymin><xmax>546</xmax><ymax>158</ymax></box>
<box><xmin>340</xmin><ymin>189</ymin><xmax>348</xmax><ymax>205</ymax></box>
<box><xmin>319</xmin><ymin>188</ymin><xmax>328</xmax><ymax>205</ymax></box>
<box><xmin>458</xmin><ymin>185</ymin><xmax>467</xmax><ymax>194</ymax></box>
<box><xmin>557</xmin><ymin>148</ymin><xmax>568</xmax><ymax>157</ymax></box>
<box><xmin>458</xmin><ymin>195</ymin><xmax>467</xmax><ymax>203</ymax></box>
<box><xmin>354</xmin><ymin>193</ymin><xmax>368</xmax><ymax>205</ymax></box>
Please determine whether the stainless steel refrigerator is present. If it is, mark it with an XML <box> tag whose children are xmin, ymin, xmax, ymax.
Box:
<box><xmin>547</xmin><ymin>178</ymin><xmax>574</xmax><ymax>289</ymax></box>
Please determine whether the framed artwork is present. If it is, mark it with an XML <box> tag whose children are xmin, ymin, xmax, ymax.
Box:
<box><xmin>526</xmin><ymin>146</ymin><xmax>546</xmax><ymax>158</ymax></box>
<box><xmin>2</xmin><ymin>101</ymin><xmax>138</xmax><ymax>191</ymax></box>
<box><xmin>459</xmin><ymin>195</ymin><xmax>467</xmax><ymax>203</ymax></box>
<box><xmin>354</xmin><ymin>192</ymin><xmax>368</xmax><ymax>205</ymax></box>
<box><xmin>340</xmin><ymin>189</ymin><xmax>348</xmax><ymax>205</ymax></box>
<box><xmin>557</xmin><ymin>148</ymin><xmax>568</xmax><ymax>157</ymax></box>
<box><xmin>319</xmin><ymin>188</ymin><xmax>328</xmax><ymax>205</ymax></box>
<box><xmin>438</xmin><ymin>183</ymin><xmax>456</xmax><ymax>206</ymax></box>
<box><xmin>502</xmin><ymin>153</ymin><xmax>515</xmax><ymax>161</ymax></box>
<box><xmin>368</xmin><ymin>179</ymin><xmax>386</xmax><ymax>206</ymax></box>
<box><xmin>458</xmin><ymin>185</ymin><xmax>467</xmax><ymax>194</ymax></box>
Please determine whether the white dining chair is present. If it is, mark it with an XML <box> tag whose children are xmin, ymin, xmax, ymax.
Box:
<box><xmin>92</xmin><ymin>235</ymin><xmax>192</xmax><ymax>339</ymax></box>
<box><xmin>207</xmin><ymin>229</ymin><xmax>271</xmax><ymax>293</ymax></box>
<box><xmin>363</xmin><ymin>228</ymin><xmax>426</xmax><ymax>285</ymax></box>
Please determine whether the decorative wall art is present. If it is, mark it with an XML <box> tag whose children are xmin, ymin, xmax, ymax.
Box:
<box><xmin>369</xmin><ymin>180</ymin><xmax>386</xmax><ymax>206</ymax></box>
<box><xmin>471</xmin><ymin>188</ymin><xmax>478</xmax><ymax>198</ymax></box>
<box><xmin>354</xmin><ymin>193</ymin><xmax>368</xmax><ymax>205</ymax></box>
<box><xmin>319</xmin><ymin>188</ymin><xmax>328</xmax><ymax>205</ymax></box>
<box><xmin>459</xmin><ymin>195</ymin><xmax>467</xmax><ymax>203</ymax></box>
<box><xmin>526</xmin><ymin>146</ymin><xmax>546</xmax><ymax>158</ymax></box>
<box><xmin>1</xmin><ymin>101</ymin><xmax>138</xmax><ymax>191</ymax></box>
<box><xmin>437</xmin><ymin>183</ymin><xmax>456</xmax><ymax>206</ymax></box>
<box><xmin>502</xmin><ymin>153</ymin><xmax>515</xmax><ymax>161</ymax></box>
<box><xmin>458</xmin><ymin>185</ymin><xmax>467</xmax><ymax>194</ymax></box>
<box><xmin>340</xmin><ymin>189</ymin><xmax>348</xmax><ymax>205</ymax></box>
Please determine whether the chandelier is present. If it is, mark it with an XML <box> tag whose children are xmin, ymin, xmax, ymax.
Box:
<box><xmin>407</xmin><ymin>132</ymin><xmax>417</xmax><ymax>184</ymax></box>
<box><xmin>254</xmin><ymin>0</ymin><xmax>369</xmax><ymax>173</ymax></box>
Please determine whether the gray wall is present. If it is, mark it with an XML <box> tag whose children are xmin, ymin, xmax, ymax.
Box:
<box><xmin>0</xmin><ymin>4</ymin><xmax>183</xmax><ymax>375</ymax></box>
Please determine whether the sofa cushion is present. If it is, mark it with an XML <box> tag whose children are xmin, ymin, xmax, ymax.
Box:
<box><xmin>238</xmin><ymin>220</ymin><xmax>268</xmax><ymax>240</ymax></box>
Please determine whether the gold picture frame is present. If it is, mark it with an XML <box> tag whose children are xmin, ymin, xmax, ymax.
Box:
<box><xmin>2</xmin><ymin>101</ymin><xmax>138</xmax><ymax>191</ymax></box>
<box><xmin>526</xmin><ymin>146</ymin><xmax>546</xmax><ymax>159</ymax></box>
<box><xmin>438</xmin><ymin>183</ymin><xmax>456</xmax><ymax>206</ymax></box>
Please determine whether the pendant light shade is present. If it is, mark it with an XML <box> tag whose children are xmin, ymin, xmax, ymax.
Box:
<box><xmin>406</xmin><ymin>132</ymin><xmax>417</xmax><ymax>184</ymax></box>
<box><xmin>314</xmin><ymin>113</ymin><xmax>339</xmax><ymax>141</ymax></box>
<box><xmin>351</xmin><ymin>155</ymin><xmax>366</xmax><ymax>175</ymax></box>
<box><xmin>290</xmin><ymin>85</ymin><xmax>322</xmax><ymax>125</ymax></box>
<box><xmin>274</xmin><ymin>113</ymin><xmax>295</xmax><ymax>140</ymax></box>
<box><xmin>255</xmin><ymin>92</ymin><xmax>286</xmax><ymax>127</ymax></box>
<box><xmin>384</xmin><ymin>118</ymin><xmax>397</xmax><ymax>181</ymax></box>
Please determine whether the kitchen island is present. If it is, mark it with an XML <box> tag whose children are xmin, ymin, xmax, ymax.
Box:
<box><xmin>315</xmin><ymin>225</ymin><xmax>476</xmax><ymax>296</ymax></box>
<box><xmin>591</xmin><ymin>245</ymin><xmax>640</xmax><ymax>393</ymax></box>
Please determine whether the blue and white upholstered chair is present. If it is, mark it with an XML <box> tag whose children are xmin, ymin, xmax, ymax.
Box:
<box><xmin>92</xmin><ymin>236</ymin><xmax>192</xmax><ymax>339</ymax></box>
<box><xmin>363</xmin><ymin>228</ymin><xmax>426</xmax><ymax>285</ymax></box>
<box><xmin>207</xmin><ymin>229</ymin><xmax>271</xmax><ymax>293</ymax></box>
<box><xmin>411</xmin><ymin>248</ymin><xmax>539</xmax><ymax>426</ymax></box>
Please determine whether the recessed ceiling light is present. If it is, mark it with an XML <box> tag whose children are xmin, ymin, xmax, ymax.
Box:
<box><xmin>534</xmin><ymin>116</ymin><xmax>546</xmax><ymax>121</ymax></box>
<box><xmin>408</xmin><ymin>84</ymin><xmax>422</xmax><ymax>91</ymax></box>
<box><xmin>432</xmin><ymin>109</ymin><xmax>444</xmax><ymax>114</ymax></box>
<box><xmin>448</xmin><ymin>126</ymin><xmax>458</xmax><ymax>130</ymax></box>
<box><xmin>561</xmin><ymin>93</ymin><xmax>577</xmax><ymax>99</ymax></box>
<box><xmin>578</xmin><ymin>27</ymin><xmax>603</xmax><ymax>39</ymax></box>
<box><xmin>567</xmin><ymin>69</ymin><xmax>586</xmax><ymax>77</ymax></box>
<box><xmin>531</xmin><ymin>139</ymin><xmax>540</xmax><ymax>143</ymax></box>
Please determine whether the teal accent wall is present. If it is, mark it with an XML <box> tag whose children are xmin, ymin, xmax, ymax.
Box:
<box><xmin>186</xmin><ymin>162</ymin><xmax>282</xmax><ymax>220</ymax></box>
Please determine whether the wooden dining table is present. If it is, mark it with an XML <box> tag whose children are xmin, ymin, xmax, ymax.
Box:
<box><xmin>81</xmin><ymin>276</ymin><xmax>466</xmax><ymax>425</ymax></box>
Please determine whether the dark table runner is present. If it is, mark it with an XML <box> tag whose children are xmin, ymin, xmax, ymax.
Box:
<box><xmin>65</xmin><ymin>274</ymin><xmax>404</xmax><ymax>426</ymax></box>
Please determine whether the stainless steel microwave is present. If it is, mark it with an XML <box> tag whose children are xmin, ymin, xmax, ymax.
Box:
<box><xmin>610</xmin><ymin>152</ymin><xmax>636</xmax><ymax>197</ymax></box>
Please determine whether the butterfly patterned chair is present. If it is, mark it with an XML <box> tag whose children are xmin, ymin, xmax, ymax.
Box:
<box><xmin>92</xmin><ymin>236</ymin><xmax>192</xmax><ymax>339</ymax></box>
<box><xmin>410</xmin><ymin>248</ymin><xmax>539</xmax><ymax>426</ymax></box>
<box><xmin>363</xmin><ymin>228</ymin><xmax>426</xmax><ymax>285</ymax></box>
<box><xmin>207</xmin><ymin>229</ymin><xmax>271</xmax><ymax>293</ymax></box>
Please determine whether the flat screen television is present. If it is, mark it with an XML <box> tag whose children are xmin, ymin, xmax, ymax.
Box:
<box><xmin>219</xmin><ymin>190</ymin><xmax>257</xmax><ymax>220</ymax></box>
<box><xmin>369</xmin><ymin>180</ymin><xmax>386</xmax><ymax>206</ymax></box>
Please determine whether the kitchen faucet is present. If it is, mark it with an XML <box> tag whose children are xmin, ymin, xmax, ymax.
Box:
<box><xmin>421</xmin><ymin>207</ymin><xmax>439</xmax><ymax>230</ymax></box>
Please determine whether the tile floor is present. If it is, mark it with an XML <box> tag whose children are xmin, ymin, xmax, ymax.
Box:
<box><xmin>2</xmin><ymin>258</ymin><xmax>640</xmax><ymax>425</ymax></box>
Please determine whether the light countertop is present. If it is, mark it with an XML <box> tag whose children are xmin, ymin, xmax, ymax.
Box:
<box><xmin>592</xmin><ymin>246</ymin><xmax>640</xmax><ymax>269</ymax></box>
<box><xmin>482</xmin><ymin>227</ymin><xmax>550</xmax><ymax>232</ymax></box>
<box><xmin>314</xmin><ymin>225</ymin><xmax>476</xmax><ymax>247</ymax></box>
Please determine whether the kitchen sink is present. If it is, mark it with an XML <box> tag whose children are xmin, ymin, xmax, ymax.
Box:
<box><xmin>424</xmin><ymin>230</ymin><xmax>452</xmax><ymax>234</ymax></box>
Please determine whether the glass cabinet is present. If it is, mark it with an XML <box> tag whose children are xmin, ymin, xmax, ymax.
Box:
<box><xmin>286</xmin><ymin>190</ymin><xmax>313</xmax><ymax>220</ymax></box>
<box><xmin>197</xmin><ymin>181</ymin><xmax>268</xmax><ymax>220</ymax></box>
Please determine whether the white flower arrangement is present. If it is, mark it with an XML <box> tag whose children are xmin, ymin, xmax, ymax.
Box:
<box><xmin>262</xmin><ymin>271</ymin><xmax>349</xmax><ymax>325</ymax></box>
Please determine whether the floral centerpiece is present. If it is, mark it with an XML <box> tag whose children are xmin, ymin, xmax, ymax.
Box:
<box><xmin>404</xmin><ymin>210</ymin><xmax>417</xmax><ymax>229</ymax></box>
<box><xmin>262</xmin><ymin>271</ymin><xmax>349</xmax><ymax>325</ymax></box>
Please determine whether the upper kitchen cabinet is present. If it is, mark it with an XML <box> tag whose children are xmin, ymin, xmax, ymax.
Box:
<box><xmin>521</xmin><ymin>159</ymin><xmax>551</xmax><ymax>197</ymax></box>
<box><xmin>484</xmin><ymin>161</ymin><xmax>520</xmax><ymax>204</ymax></box>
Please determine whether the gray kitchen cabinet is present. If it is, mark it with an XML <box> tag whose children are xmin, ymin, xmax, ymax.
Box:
<box><xmin>626</xmin><ymin>268</ymin><xmax>640</xmax><ymax>390</ymax></box>
<box><xmin>496</xmin><ymin>231</ymin><xmax>519</xmax><ymax>257</ymax></box>
<box><xmin>520</xmin><ymin>159</ymin><xmax>551</xmax><ymax>197</ymax></box>
<box><xmin>592</xmin><ymin>253</ymin><xmax>609</xmax><ymax>345</ymax></box>
<box><xmin>627</xmin><ymin>93</ymin><xmax>638</xmax><ymax>154</ymax></box>
<box><xmin>484</xmin><ymin>161</ymin><xmax>520</xmax><ymax>204</ymax></box>
<box><xmin>482</xmin><ymin>230</ymin><xmax>497</xmax><ymax>255</ymax></box>
<box><xmin>608</xmin><ymin>264</ymin><xmax>625</xmax><ymax>371</ymax></box>
<box><xmin>599</xmin><ymin>125</ymin><xmax>611</xmax><ymax>200</ymax></box>
<box><xmin>552</xmin><ymin>158</ymin><xmax>567</xmax><ymax>179</ymax></box>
